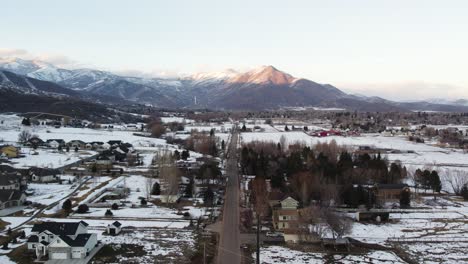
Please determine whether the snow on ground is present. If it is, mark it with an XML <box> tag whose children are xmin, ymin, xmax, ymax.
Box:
<box><xmin>27</xmin><ymin>180</ymin><xmax>76</xmax><ymax>206</ymax></box>
<box><xmin>348</xmin><ymin>197</ymin><xmax>468</xmax><ymax>262</ymax></box>
<box><xmin>0</xmin><ymin>217</ymin><xmax>30</xmax><ymax>229</ymax></box>
<box><xmin>184</xmin><ymin>122</ymin><xmax>233</xmax><ymax>133</ymax></box>
<box><xmin>160</xmin><ymin>117</ymin><xmax>194</xmax><ymax>124</ymax></box>
<box><xmin>0</xmin><ymin>255</ymin><xmax>15</xmax><ymax>264</ymax></box>
<box><xmin>82</xmin><ymin>175</ymin><xmax>183</xmax><ymax>219</ymax></box>
<box><xmin>4</xmin><ymin>147</ymin><xmax>96</xmax><ymax>169</ymax></box>
<box><xmin>0</xmin><ymin>126</ymin><xmax>167</xmax><ymax>147</ymax></box>
<box><xmin>92</xmin><ymin>228</ymin><xmax>195</xmax><ymax>263</ymax></box>
<box><xmin>78</xmin><ymin>176</ymin><xmax>125</xmax><ymax>205</ymax></box>
<box><xmin>256</xmin><ymin>246</ymin><xmax>405</xmax><ymax>264</ymax></box>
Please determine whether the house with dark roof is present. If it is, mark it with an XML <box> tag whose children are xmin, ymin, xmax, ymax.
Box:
<box><xmin>107</xmin><ymin>140</ymin><xmax>122</xmax><ymax>147</ymax></box>
<box><xmin>67</xmin><ymin>140</ymin><xmax>86</xmax><ymax>149</ymax></box>
<box><xmin>46</xmin><ymin>139</ymin><xmax>66</xmax><ymax>149</ymax></box>
<box><xmin>27</xmin><ymin>221</ymin><xmax>98</xmax><ymax>260</ymax></box>
<box><xmin>0</xmin><ymin>189</ymin><xmax>26</xmax><ymax>209</ymax></box>
<box><xmin>106</xmin><ymin>221</ymin><xmax>122</xmax><ymax>235</ymax></box>
<box><xmin>0</xmin><ymin>172</ymin><xmax>27</xmax><ymax>191</ymax></box>
<box><xmin>374</xmin><ymin>183</ymin><xmax>410</xmax><ymax>204</ymax></box>
<box><xmin>28</xmin><ymin>137</ymin><xmax>45</xmax><ymax>147</ymax></box>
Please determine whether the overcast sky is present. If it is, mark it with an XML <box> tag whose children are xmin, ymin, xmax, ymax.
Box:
<box><xmin>1</xmin><ymin>0</ymin><xmax>468</xmax><ymax>100</ymax></box>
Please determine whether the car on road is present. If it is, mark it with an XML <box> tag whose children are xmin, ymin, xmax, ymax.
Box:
<box><xmin>266</xmin><ymin>232</ymin><xmax>283</xmax><ymax>237</ymax></box>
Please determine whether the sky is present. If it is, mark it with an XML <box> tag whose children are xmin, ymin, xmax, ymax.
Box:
<box><xmin>1</xmin><ymin>0</ymin><xmax>468</xmax><ymax>100</ymax></box>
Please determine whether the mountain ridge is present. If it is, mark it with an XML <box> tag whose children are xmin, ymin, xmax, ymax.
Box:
<box><xmin>1</xmin><ymin>58</ymin><xmax>468</xmax><ymax>112</ymax></box>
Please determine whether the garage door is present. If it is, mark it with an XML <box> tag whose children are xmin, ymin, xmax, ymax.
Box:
<box><xmin>51</xmin><ymin>252</ymin><xmax>68</xmax><ymax>259</ymax></box>
<box><xmin>72</xmin><ymin>250</ymin><xmax>83</xmax><ymax>258</ymax></box>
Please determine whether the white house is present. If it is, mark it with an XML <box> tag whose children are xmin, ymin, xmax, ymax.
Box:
<box><xmin>31</xmin><ymin>174</ymin><xmax>60</xmax><ymax>183</ymax></box>
<box><xmin>27</xmin><ymin>221</ymin><xmax>98</xmax><ymax>260</ymax></box>
<box><xmin>46</xmin><ymin>139</ymin><xmax>65</xmax><ymax>149</ymax></box>
<box><xmin>106</xmin><ymin>221</ymin><xmax>122</xmax><ymax>235</ymax></box>
<box><xmin>0</xmin><ymin>190</ymin><xmax>26</xmax><ymax>209</ymax></box>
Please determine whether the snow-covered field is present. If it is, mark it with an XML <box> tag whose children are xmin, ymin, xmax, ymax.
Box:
<box><xmin>27</xmin><ymin>179</ymin><xmax>77</xmax><ymax>205</ymax></box>
<box><xmin>0</xmin><ymin>126</ymin><xmax>167</xmax><ymax>147</ymax></box>
<box><xmin>161</xmin><ymin>117</ymin><xmax>194</xmax><ymax>124</ymax></box>
<box><xmin>255</xmin><ymin>246</ymin><xmax>406</xmax><ymax>264</ymax></box>
<box><xmin>4</xmin><ymin>147</ymin><xmax>95</xmax><ymax>169</ymax></box>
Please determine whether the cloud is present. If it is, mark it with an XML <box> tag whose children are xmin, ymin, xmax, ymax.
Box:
<box><xmin>0</xmin><ymin>47</ymin><xmax>79</xmax><ymax>69</ymax></box>
<box><xmin>341</xmin><ymin>81</ymin><xmax>468</xmax><ymax>101</ymax></box>
<box><xmin>0</xmin><ymin>48</ymin><xmax>29</xmax><ymax>58</ymax></box>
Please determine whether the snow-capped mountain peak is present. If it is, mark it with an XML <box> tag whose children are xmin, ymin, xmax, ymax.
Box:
<box><xmin>227</xmin><ymin>65</ymin><xmax>297</xmax><ymax>85</ymax></box>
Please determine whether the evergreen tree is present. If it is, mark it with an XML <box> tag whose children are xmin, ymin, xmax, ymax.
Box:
<box><xmin>284</xmin><ymin>125</ymin><xmax>289</xmax><ymax>131</ymax></box>
<box><xmin>400</xmin><ymin>188</ymin><xmax>411</xmax><ymax>208</ymax></box>
<box><xmin>21</xmin><ymin>118</ymin><xmax>31</xmax><ymax>126</ymax></box>
<box><xmin>181</xmin><ymin>150</ymin><xmax>190</xmax><ymax>160</ymax></box>
<box><xmin>151</xmin><ymin>182</ymin><xmax>161</xmax><ymax>195</ymax></box>
<box><xmin>461</xmin><ymin>184</ymin><xmax>468</xmax><ymax>200</ymax></box>
<box><xmin>77</xmin><ymin>204</ymin><xmax>89</xmax><ymax>213</ymax></box>
<box><xmin>430</xmin><ymin>170</ymin><xmax>442</xmax><ymax>193</ymax></box>
<box><xmin>62</xmin><ymin>199</ymin><xmax>72</xmax><ymax>211</ymax></box>
<box><xmin>174</xmin><ymin>150</ymin><xmax>180</xmax><ymax>160</ymax></box>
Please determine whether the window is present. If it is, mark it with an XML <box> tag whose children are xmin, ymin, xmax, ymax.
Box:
<box><xmin>41</xmin><ymin>236</ymin><xmax>46</xmax><ymax>240</ymax></box>
<box><xmin>32</xmin><ymin>244</ymin><xmax>36</xmax><ymax>248</ymax></box>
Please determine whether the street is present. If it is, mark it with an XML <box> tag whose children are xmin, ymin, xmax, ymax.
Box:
<box><xmin>217</xmin><ymin>130</ymin><xmax>241</xmax><ymax>264</ymax></box>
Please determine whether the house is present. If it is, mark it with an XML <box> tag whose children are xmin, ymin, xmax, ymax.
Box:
<box><xmin>46</xmin><ymin>139</ymin><xmax>65</xmax><ymax>149</ymax></box>
<box><xmin>374</xmin><ymin>184</ymin><xmax>410</xmax><ymax>204</ymax></box>
<box><xmin>106</xmin><ymin>221</ymin><xmax>122</xmax><ymax>235</ymax></box>
<box><xmin>28</xmin><ymin>137</ymin><xmax>45</xmax><ymax>147</ymax></box>
<box><xmin>27</xmin><ymin>221</ymin><xmax>98</xmax><ymax>260</ymax></box>
<box><xmin>268</xmin><ymin>190</ymin><xmax>286</xmax><ymax>208</ymax></box>
<box><xmin>67</xmin><ymin>140</ymin><xmax>86</xmax><ymax>149</ymax></box>
<box><xmin>272</xmin><ymin>196</ymin><xmax>300</xmax><ymax>231</ymax></box>
<box><xmin>0</xmin><ymin>145</ymin><xmax>20</xmax><ymax>158</ymax></box>
<box><xmin>0</xmin><ymin>172</ymin><xmax>27</xmax><ymax>190</ymax></box>
<box><xmin>96</xmin><ymin>155</ymin><xmax>114</xmax><ymax>167</ymax></box>
<box><xmin>107</xmin><ymin>140</ymin><xmax>122</xmax><ymax>147</ymax></box>
<box><xmin>0</xmin><ymin>189</ymin><xmax>26</xmax><ymax>209</ymax></box>
<box><xmin>31</xmin><ymin>173</ymin><xmax>60</xmax><ymax>183</ymax></box>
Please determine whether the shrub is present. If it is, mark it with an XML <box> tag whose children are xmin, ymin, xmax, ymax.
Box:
<box><xmin>140</xmin><ymin>198</ymin><xmax>147</xmax><ymax>206</ymax></box>
<box><xmin>111</xmin><ymin>203</ymin><xmax>119</xmax><ymax>210</ymax></box>
<box><xmin>105</xmin><ymin>209</ymin><xmax>113</xmax><ymax>216</ymax></box>
<box><xmin>77</xmin><ymin>204</ymin><xmax>89</xmax><ymax>214</ymax></box>
<box><xmin>461</xmin><ymin>184</ymin><xmax>468</xmax><ymax>200</ymax></box>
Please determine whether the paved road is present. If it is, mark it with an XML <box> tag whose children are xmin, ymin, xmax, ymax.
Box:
<box><xmin>217</xmin><ymin>130</ymin><xmax>241</xmax><ymax>264</ymax></box>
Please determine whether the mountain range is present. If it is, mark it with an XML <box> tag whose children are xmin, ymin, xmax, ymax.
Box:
<box><xmin>1</xmin><ymin>57</ymin><xmax>468</xmax><ymax>112</ymax></box>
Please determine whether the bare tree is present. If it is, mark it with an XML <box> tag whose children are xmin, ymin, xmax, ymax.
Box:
<box><xmin>154</xmin><ymin>148</ymin><xmax>180</xmax><ymax>205</ymax></box>
<box><xmin>18</xmin><ymin>130</ymin><xmax>32</xmax><ymax>144</ymax></box>
<box><xmin>444</xmin><ymin>169</ymin><xmax>468</xmax><ymax>196</ymax></box>
<box><xmin>297</xmin><ymin>205</ymin><xmax>327</xmax><ymax>241</ymax></box>
<box><xmin>279</xmin><ymin>135</ymin><xmax>287</xmax><ymax>152</ymax></box>
<box><xmin>323</xmin><ymin>208</ymin><xmax>351</xmax><ymax>239</ymax></box>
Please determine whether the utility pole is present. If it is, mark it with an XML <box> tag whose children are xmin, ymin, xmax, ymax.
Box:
<box><xmin>256</xmin><ymin>214</ymin><xmax>260</xmax><ymax>264</ymax></box>
<box><xmin>203</xmin><ymin>241</ymin><xmax>206</xmax><ymax>264</ymax></box>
